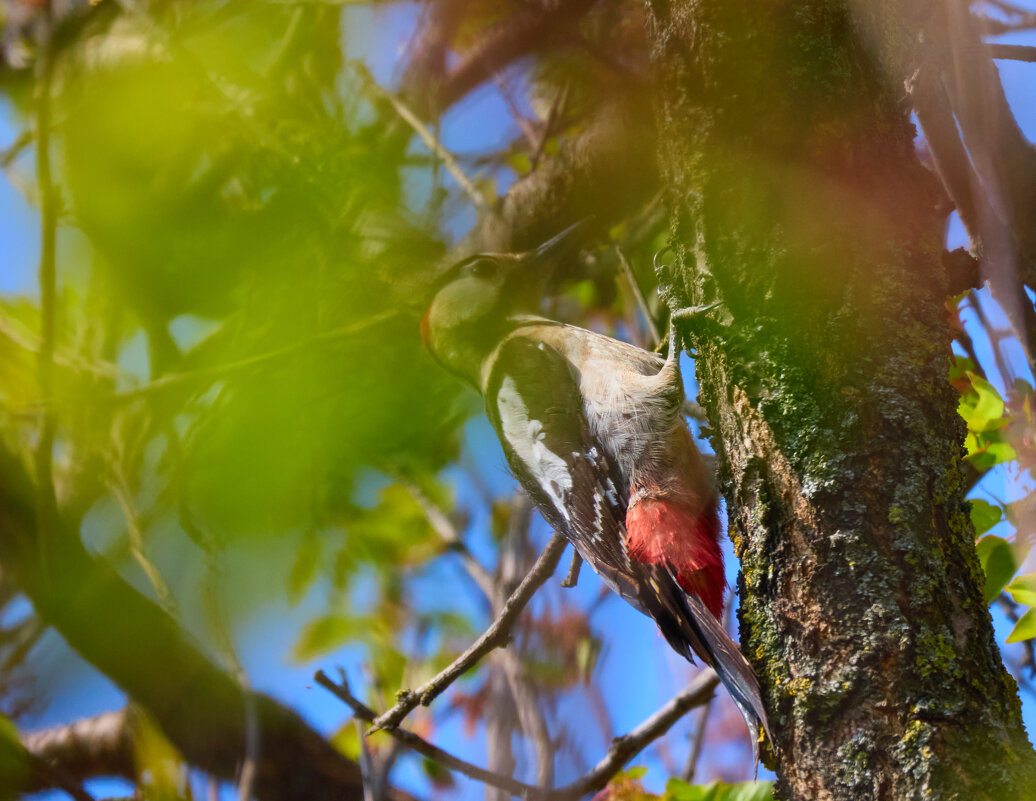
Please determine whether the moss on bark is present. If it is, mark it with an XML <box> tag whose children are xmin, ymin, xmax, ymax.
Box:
<box><xmin>645</xmin><ymin>1</ymin><xmax>1036</xmax><ymax>797</ymax></box>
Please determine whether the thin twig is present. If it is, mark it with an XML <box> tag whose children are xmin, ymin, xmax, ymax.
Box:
<box><xmin>560</xmin><ymin>549</ymin><xmax>582</xmax><ymax>588</ymax></box>
<box><xmin>117</xmin><ymin>309</ymin><xmax>400</xmax><ymax>401</ymax></box>
<box><xmin>109</xmin><ymin>479</ymin><xmax>177</xmax><ymax>615</ymax></box>
<box><xmin>403</xmin><ymin>479</ymin><xmax>496</xmax><ymax>599</ymax></box>
<box><xmin>557</xmin><ymin>671</ymin><xmax>718</xmax><ymax>800</ymax></box>
<box><xmin>616</xmin><ymin>247</ymin><xmax>660</xmax><ymax>346</ymax></box>
<box><xmin>494</xmin><ymin>74</ymin><xmax>540</xmax><ymax>151</ymax></box>
<box><xmin>984</xmin><ymin>0</ymin><xmax>1032</xmax><ymax>18</ymax></box>
<box><xmin>317</xmin><ymin>669</ymin><xmax>718</xmax><ymax>800</ymax></box>
<box><xmin>974</xmin><ymin>12</ymin><xmax>1036</xmax><ymax>35</ymax></box>
<box><xmin>349</xmin><ymin>61</ymin><xmax>487</xmax><ymax>210</ymax></box>
<box><xmin>0</xmin><ymin>310</ymin><xmax>120</xmax><ymax>379</ymax></box>
<box><xmin>496</xmin><ymin>495</ymin><xmax>553</xmax><ymax>789</ymax></box>
<box><xmin>18</xmin><ymin>310</ymin><xmax>400</xmax><ymax>413</ymax></box>
<box><xmin>531</xmin><ymin>83</ymin><xmax>569</xmax><ymax>171</ymax></box>
<box><xmin>317</xmin><ymin>670</ymin><xmax>543</xmax><ymax>798</ymax></box>
<box><xmin>370</xmin><ymin>534</ymin><xmax>567</xmax><ymax>732</ymax></box>
<box><xmin>967</xmin><ymin>292</ymin><xmax>1015</xmax><ymax>388</ymax></box>
<box><xmin>988</xmin><ymin>43</ymin><xmax>1036</xmax><ymax>62</ymax></box>
<box><xmin>500</xmin><ymin>650</ymin><xmax>555</xmax><ymax>788</ymax></box>
<box><xmin>1</xmin><ymin>130</ymin><xmax>32</xmax><ymax>168</ymax></box>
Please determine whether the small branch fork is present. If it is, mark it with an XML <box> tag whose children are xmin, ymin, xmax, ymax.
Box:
<box><xmin>315</xmin><ymin>669</ymin><xmax>718</xmax><ymax>801</ymax></box>
<box><xmin>318</xmin><ymin>530</ymin><xmax>718</xmax><ymax>798</ymax></box>
<box><xmin>370</xmin><ymin>533</ymin><xmax>567</xmax><ymax>732</ymax></box>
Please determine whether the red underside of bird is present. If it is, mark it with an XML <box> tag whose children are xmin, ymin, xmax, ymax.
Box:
<box><xmin>625</xmin><ymin>496</ymin><xmax>725</xmax><ymax>620</ymax></box>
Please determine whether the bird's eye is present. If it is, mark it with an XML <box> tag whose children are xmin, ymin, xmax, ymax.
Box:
<box><xmin>465</xmin><ymin>258</ymin><xmax>496</xmax><ymax>279</ymax></box>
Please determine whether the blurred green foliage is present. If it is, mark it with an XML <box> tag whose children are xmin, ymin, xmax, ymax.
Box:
<box><xmin>598</xmin><ymin>768</ymin><xmax>774</xmax><ymax>801</ymax></box>
<box><xmin>950</xmin><ymin>354</ymin><xmax>1036</xmax><ymax>643</ymax></box>
<box><xmin>1</xmin><ymin>0</ymin><xmax>478</xmax><ymax>709</ymax></box>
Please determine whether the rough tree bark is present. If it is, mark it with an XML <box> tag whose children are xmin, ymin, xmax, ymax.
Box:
<box><xmin>645</xmin><ymin>0</ymin><xmax>1036</xmax><ymax>798</ymax></box>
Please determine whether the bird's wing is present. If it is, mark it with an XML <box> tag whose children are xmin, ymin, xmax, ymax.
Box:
<box><xmin>485</xmin><ymin>335</ymin><xmax>770</xmax><ymax>759</ymax></box>
<box><xmin>486</xmin><ymin>334</ymin><xmax>644</xmax><ymax>608</ymax></box>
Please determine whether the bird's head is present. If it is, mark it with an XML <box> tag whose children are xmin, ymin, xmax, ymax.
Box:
<box><xmin>421</xmin><ymin>221</ymin><xmax>588</xmax><ymax>385</ymax></box>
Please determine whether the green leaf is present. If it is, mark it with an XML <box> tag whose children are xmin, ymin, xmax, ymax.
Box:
<box><xmin>975</xmin><ymin>535</ymin><xmax>1017</xmax><ymax>603</ymax></box>
<box><xmin>948</xmin><ymin>355</ymin><xmax>977</xmax><ymax>388</ymax></box>
<box><xmin>1006</xmin><ymin>573</ymin><xmax>1036</xmax><ymax>607</ymax></box>
<box><xmin>329</xmin><ymin>723</ymin><xmax>361</xmax><ymax>760</ymax></box>
<box><xmin>665</xmin><ymin>778</ymin><xmax>711</xmax><ymax>801</ymax></box>
<box><xmin>969</xmin><ymin>498</ymin><xmax>1002</xmax><ymax>536</ymax></box>
<box><xmin>288</xmin><ymin>534</ymin><xmax>322</xmax><ymax>604</ymax></box>
<box><xmin>663</xmin><ymin>780</ymin><xmax>773</xmax><ymax>801</ymax></box>
<box><xmin>292</xmin><ymin>614</ymin><xmax>385</xmax><ymax>662</ymax></box>
<box><xmin>958</xmin><ymin>372</ymin><xmax>1007</xmax><ymax>433</ymax></box>
<box><xmin>721</xmin><ymin>783</ymin><xmax>775</xmax><ymax>801</ymax></box>
<box><xmin>1006</xmin><ymin>609</ymin><xmax>1036</xmax><ymax>643</ymax></box>
<box><xmin>421</xmin><ymin>756</ymin><xmax>456</xmax><ymax>789</ymax></box>
<box><xmin>507</xmin><ymin>152</ymin><xmax>532</xmax><ymax>175</ymax></box>
<box><xmin>371</xmin><ymin>645</ymin><xmax>407</xmax><ymax>694</ymax></box>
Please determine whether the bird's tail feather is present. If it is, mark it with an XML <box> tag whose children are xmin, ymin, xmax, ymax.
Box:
<box><xmin>681</xmin><ymin>590</ymin><xmax>771</xmax><ymax>769</ymax></box>
<box><xmin>640</xmin><ymin>566</ymin><xmax>770</xmax><ymax>767</ymax></box>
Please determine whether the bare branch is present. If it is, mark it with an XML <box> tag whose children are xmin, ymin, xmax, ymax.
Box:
<box><xmin>403</xmin><ymin>480</ymin><xmax>496</xmax><ymax>599</ymax></box>
<box><xmin>370</xmin><ymin>534</ymin><xmax>567</xmax><ymax>732</ymax></box>
<box><xmin>499</xmin><ymin>650</ymin><xmax>554</xmax><ymax>788</ymax></box>
<box><xmin>474</xmin><ymin>95</ymin><xmax>657</xmax><ymax>253</ymax></box>
<box><xmin>350</xmin><ymin>61</ymin><xmax>487</xmax><ymax>210</ymax></box>
<box><xmin>558</xmin><ymin>670</ymin><xmax>718</xmax><ymax>800</ymax></box>
<box><xmin>318</xmin><ymin>669</ymin><xmax>719</xmax><ymax>800</ymax></box>
<box><xmin>109</xmin><ymin>477</ymin><xmax>177</xmax><ymax>615</ymax></box>
<box><xmin>0</xmin><ymin>446</ymin><xmax>382</xmax><ymax>801</ymax></box>
<box><xmin>16</xmin><ymin>310</ymin><xmax>400</xmax><ymax>414</ymax></box>
<box><xmin>682</xmin><ymin>601</ymin><xmax>730</xmax><ymax>782</ymax></box>
<box><xmin>616</xmin><ymin>247</ymin><xmax>661</xmax><ymax>346</ymax></box>
<box><xmin>681</xmin><ymin>703</ymin><xmax>712</xmax><ymax>783</ymax></box>
<box><xmin>1</xmin><ymin>130</ymin><xmax>32</xmax><ymax>168</ymax></box>
<box><xmin>561</xmin><ymin>549</ymin><xmax>583</xmax><ymax>588</ymax></box>
<box><xmin>495</xmin><ymin>74</ymin><xmax>540</xmax><ymax>152</ymax></box>
<box><xmin>431</xmin><ymin>0</ymin><xmax>600</xmax><ymax>116</ymax></box>
<box><xmin>20</xmin><ymin>710</ymin><xmax>135</xmax><ymax>792</ymax></box>
<box><xmin>974</xmin><ymin>12</ymin><xmax>1036</xmax><ymax>36</ymax></box>
<box><xmin>531</xmin><ymin>83</ymin><xmax>570</xmax><ymax>172</ymax></box>
<box><xmin>317</xmin><ymin>670</ymin><xmax>544</xmax><ymax>798</ymax></box>
<box><xmin>909</xmin><ymin>65</ymin><xmax>987</xmax><ymax>256</ymax></box>
<box><xmin>988</xmin><ymin>44</ymin><xmax>1036</xmax><ymax>62</ymax></box>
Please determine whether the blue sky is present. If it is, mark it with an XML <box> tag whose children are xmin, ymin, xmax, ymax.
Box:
<box><xmin>3</xmin><ymin>3</ymin><xmax>1036</xmax><ymax>800</ymax></box>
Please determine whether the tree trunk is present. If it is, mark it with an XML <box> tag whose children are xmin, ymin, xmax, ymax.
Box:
<box><xmin>645</xmin><ymin>1</ymin><xmax>1036</xmax><ymax>798</ymax></box>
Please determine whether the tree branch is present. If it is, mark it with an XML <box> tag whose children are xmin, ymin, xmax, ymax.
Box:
<box><xmin>0</xmin><ymin>446</ymin><xmax>390</xmax><ymax>801</ymax></box>
<box><xmin>473</xmin><ymin>94</ymin><xmax>657</xmax><ymax>253</ymax></box>
<box><xmin>403</xmin><ymin>479</ymin><xmax>496</xmax><ymax>600</ymax></box>
<box><xmin>560</xmin><ymin>549</ymin><xmax>583</xmax><ymax>588</ymax></box>
<box><xmin>429</xmin><ymin>0</ymin><xmax>600</xmax><ymax>117</ymax></box>
<box><xmin>317</xmin><ymin>668</ymin><xmax>718</xmax><ymax>801</ymax></box>
<box><xmin>988</xmin><ymin>43</ymin><xmax>1036</xmax><ymax>62</ymax></box>
<box><xmin>554</xmin><ymin>670</ymin><xmax>717</xmax><ymax>800</ymax></box>
<box><xmin>350</xmin><ymin>61</ymin><xmax>487</xmax><ymax>210</ymax></box>
<box><xmin>19</xmin><ymin>710</ymin><xmax>135</xmax><ymax>793</ymax></box>
<box><xmin>370</xmin><ymin>534</ymin><xmax>567</xmax><ymax>732</ymax></box>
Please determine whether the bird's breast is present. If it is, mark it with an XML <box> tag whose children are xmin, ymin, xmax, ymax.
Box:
<box><xmin>578</xmin><ymin>359</ymin><xmax>678</xmax><ymax>482</ymax></box>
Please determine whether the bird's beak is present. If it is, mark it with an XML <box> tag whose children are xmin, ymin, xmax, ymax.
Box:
<box><xmin>528</xmin><ymin>218</ymin><xmax>592</xmax><ymax>265</ymax></box>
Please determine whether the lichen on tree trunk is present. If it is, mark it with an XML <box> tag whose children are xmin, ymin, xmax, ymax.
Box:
<box><xmin>645</xmin><ymin>1</ymin><xmax>1036</xmax><ymax>798</ymax></box>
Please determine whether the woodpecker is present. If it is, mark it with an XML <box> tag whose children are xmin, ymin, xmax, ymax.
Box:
<box><xmin>421</xmin><ymin>224</ymin><xmax>770</xmax><ymax>754</ymax></box>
